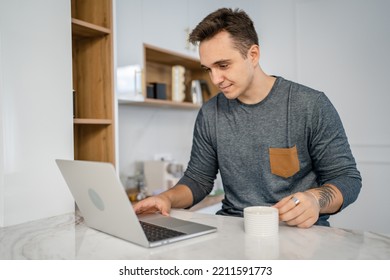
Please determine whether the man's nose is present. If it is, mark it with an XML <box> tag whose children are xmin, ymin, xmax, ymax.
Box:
<box><xmin>209</xmin><ymin>69</ymin><xmax>224</xmax><ymax>85</ymax></box>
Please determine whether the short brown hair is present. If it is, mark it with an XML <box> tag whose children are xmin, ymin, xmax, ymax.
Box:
<box><xmin>188</xmin><ymin>8</ymin><xmax>259</xmax><ymax>58</ymax></box>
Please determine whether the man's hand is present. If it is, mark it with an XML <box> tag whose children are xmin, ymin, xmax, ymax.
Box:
<box><xmin>273</xmin><ymin>184</ymin><xmax>343</xmax><ymax>228</ymax></box>
<box><xmin>133</xmin><ymin>194</ymin><xmax>171</xmax><ymax>216</ymax></box>
<box><xmin>273</xmin><ymin>191</ymin><xmax>320</xmax><ymax>228</ymax></box>
<box><xmin>133</xmin><ymin>184</ymin><xmax>194</xmax><ymax>216</ymax></box>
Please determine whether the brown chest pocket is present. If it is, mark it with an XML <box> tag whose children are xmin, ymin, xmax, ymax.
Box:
<box><xmin>269</xmin><ymin>145</ymin><xmax>300</xmax><ymax>178</ymax></box>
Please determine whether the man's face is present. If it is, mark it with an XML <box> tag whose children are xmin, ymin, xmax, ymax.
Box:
<box><xmin>199</xmin><ymin>31</ymin><xmax>256</xmax><ymax>101</ymax></box>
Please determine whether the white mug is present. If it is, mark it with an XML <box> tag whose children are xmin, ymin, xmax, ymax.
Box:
<box><xmin>244</xmin><ymin>206</ymin><xmax>279</xmax><ymax>236</ymax></box>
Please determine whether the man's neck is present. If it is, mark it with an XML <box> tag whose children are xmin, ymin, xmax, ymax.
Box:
<box><xmin>238</xmin><ymin>69</ymin><xmax>276</xmax><ymax>105</ymax></box>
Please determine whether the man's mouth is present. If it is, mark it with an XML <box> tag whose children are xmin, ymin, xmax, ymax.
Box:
<box><xmin>219</xmin><ymin>84</ymin><xmax>232</xmax><ymax>91</ymax></box>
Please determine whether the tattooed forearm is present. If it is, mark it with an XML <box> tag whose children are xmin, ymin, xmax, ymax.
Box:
<box><xmin>317</xmin><ymin>184</ymin><xmax>337</xmax><ymax>209</ymax></box>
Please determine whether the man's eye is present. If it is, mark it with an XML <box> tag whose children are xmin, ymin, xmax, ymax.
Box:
<box><xmin>219</xmin><ymin>64</ymin><xmax>228</xmax><ymax>69</ymax></box>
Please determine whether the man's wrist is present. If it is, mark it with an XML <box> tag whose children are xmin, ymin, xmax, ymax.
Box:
<box><xmin>306</xmin><ymin>190</ymin><xmax>320</xmax><ymax>211</ymax></box>
<box><xmin>308</xmin><ymin>184</ymin><xmax>343</xmax><ymax>214</ymax></box>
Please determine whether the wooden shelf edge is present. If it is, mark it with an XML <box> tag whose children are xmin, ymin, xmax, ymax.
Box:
<box><xmin>118</xmin><ymin>98</ymin><xmax>201</xmax><ymax>109</ymax></box>
<box><xmin>144</xmin><ymin>43</ymin><xmax>201</xmax><ymax>69</ymax></box>
<box><xmin>72</xmin><ymin>18</ymin><xmax>111</xmax><ymax>37</ymax></box>
<box><xmin>73</xmin><ymin>118</ymin><xmax>112</xmax><ymax>125</ymax></box>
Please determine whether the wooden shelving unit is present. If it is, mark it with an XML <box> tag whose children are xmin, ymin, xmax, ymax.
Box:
<box><xmin>71</xmin><ymin>0</ymin><xmax>115</xmax><ymax>165</ymax></box>
<box><xmin>120</xmin><ymin>44</ymin><xmax>217</xmax><ymax>109</ymax></box>
<box><xmin>118</xmin><ymin>98</ymin><xmax>201</xmax><ymax>109</ymax></box>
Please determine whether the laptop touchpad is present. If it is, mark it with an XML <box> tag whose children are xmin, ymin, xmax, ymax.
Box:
<box><xmin>140</xmin><ymin>215</ymin><xmax>190</xmax><ymax>228</ymax></box>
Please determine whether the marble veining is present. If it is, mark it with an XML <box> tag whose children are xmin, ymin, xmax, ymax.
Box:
<box><xmin>0</xmin><ymin>210</ymin><xmax>389</xmax><ymax>260</ymax></box>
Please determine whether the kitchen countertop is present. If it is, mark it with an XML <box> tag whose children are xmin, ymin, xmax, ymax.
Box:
<box><xmin>1</xmin><ymin>209</ymin><xmax>390</xmax><ymax>260</ymax></box>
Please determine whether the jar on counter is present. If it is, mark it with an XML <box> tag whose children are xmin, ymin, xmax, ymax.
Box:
<box><xmin>125</xmin><ymin>176</ymin><xmax>139</xmax><ymax>202</ymax></box>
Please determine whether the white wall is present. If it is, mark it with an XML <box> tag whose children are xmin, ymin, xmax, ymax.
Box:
<box><xmin>116</xmin><ymin>0</ymin><xmax>390</xmax><ymax>234</ymax></box>
<box><xmin>0</xmin><ymin>0</ymin><xmax>74</xmax><ymax>227</ymax></box>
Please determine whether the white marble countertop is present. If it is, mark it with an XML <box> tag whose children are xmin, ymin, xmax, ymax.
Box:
<box><xmin>1</xmin><ymin>210</ymin><xmax>389</xmax><ymax>260</ymax></box>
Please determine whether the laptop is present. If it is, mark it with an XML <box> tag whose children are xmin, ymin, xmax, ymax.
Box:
<box><xmin>55</xmin><ymin>159</ymin><xmax>217</xmax><ymax>248</ymax></box>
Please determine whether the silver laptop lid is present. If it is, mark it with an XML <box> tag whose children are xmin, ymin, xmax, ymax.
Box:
<box><xmin>56</xmin><ymin>159</ymin><xmax>150</xmax><ymax>247</ymax></box>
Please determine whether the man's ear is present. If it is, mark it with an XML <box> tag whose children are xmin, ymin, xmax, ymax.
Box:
<box><xmin>248</xmin><ymin>44</ymin><xmax>260</xmax><ymax>65</ymax></box>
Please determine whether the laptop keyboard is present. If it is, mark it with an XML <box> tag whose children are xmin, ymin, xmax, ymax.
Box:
<box><xmin>140</xmin><ymin>221</ymin><xmax>186</xmax><ymax>242</ymax></box>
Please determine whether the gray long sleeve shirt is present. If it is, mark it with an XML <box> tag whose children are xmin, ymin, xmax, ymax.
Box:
<box><xmin>178</xmin><ymin>76</ymin><xmax>362</xmax><ymax>226</ymax></box>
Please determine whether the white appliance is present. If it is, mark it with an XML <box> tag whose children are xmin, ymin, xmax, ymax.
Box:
<box><xmin>143</xmin><ymin>161</ymin><xmax>183</xmax><ymax>196</ymax></box>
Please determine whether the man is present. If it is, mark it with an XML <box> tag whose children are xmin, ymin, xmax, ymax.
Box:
<box><xmin>134</xmin><ymin>8</ymin><xmax>361</xmax><ymax>228</ymax></box>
